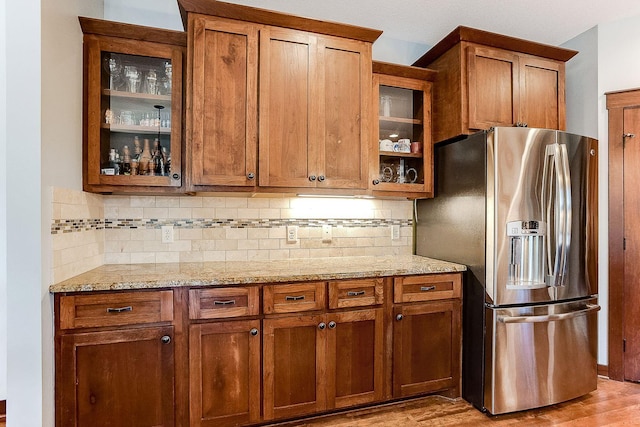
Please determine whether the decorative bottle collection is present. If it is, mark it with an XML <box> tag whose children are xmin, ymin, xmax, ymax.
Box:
<box><xmin>101</xmin><ymin>135</ymin><xmax>171</xmax><ymax>176</ymax></box>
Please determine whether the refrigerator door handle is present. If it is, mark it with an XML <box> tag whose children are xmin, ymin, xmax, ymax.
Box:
<box><xmin>497</xmin><ymin>304</ymin><xmax>600</xmax><ymax>323</ymax></box>
<box><xmin>541</xmin><ymin>143</ymin><xmax>572</xmax><ymax>288</ymax></box>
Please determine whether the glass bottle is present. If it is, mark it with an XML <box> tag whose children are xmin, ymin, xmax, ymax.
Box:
<box><xmin>153</xmin><ymin>138</ymin><xmax>166</xmax><ymax>176</ymax></box>
<box><xmin>122</xmin><ymin>145</ymin><xmax>131</xmax><ymax>175</ymax></box>
<box><xmin>139</xmin><ymin>138</ymin><xmax>153</xmax><ymax>176</ymax></box>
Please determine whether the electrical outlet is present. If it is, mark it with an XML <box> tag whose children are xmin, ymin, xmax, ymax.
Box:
<box><xmin>287</xmin><ymin>225</ymin><xmax>298</xmax><ymax>243</ymax></box>
<box><xmin>161</xmin><ymin>225</ymin><xmax>174</xmax><ymax>243</ymax></box>
<box><xmin>391</xmin><ymin>224</ymin><xmax>400</xmax><ymax>240</ymax></box>
<box><xmin>322</xmin><ymin>224</ymin><xmax>332</xmax><ymax>242</ymax></box>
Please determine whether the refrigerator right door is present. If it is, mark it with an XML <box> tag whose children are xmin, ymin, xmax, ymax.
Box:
<box><xmin>489</xmin><ymin>128</ymin><xmax>598</xmax><ymax>306</ymax></box>
<box><xmin>484</xmin><ymin>299</ymin><xmax>599</xmax><ymax>414</ymax></box>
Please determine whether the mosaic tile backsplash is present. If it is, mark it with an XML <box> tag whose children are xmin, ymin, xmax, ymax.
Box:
<box><xmin>51</xmin><ymin>188</ymin><xmax>415</xmax><ymax>283</ymax></box>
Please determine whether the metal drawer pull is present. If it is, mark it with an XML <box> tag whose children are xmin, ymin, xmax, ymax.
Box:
<box><xmin>106</xmin><ymin>306</ymin><xmax>132</xmax><ymax>313</ymax></box>
<box><xmin>347</xmin><ymin>291</ymin><xmax>366</xmax><ymax>297</ymax></box>
<box><xmin>420</xmin><ymin>286</ymin><xmax>437</xmax><ymax>292</ymax></box>
<box><xmin>285</xmin><ymin>295</ymin><xmax>305</xmax><ymax>301</ymax></box>
<box><xmin>161</xmin><ymin>335</ymin><xmax>171</xmax><ymax>344</ymax></box>
<box><xmin>213</xmin><ymin>300</ymin><xmax>236</xmax><ymax>306</ymax></box>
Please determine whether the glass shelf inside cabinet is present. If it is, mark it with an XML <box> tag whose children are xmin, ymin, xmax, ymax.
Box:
<box><xmin>100</xmin><ymin>51</ymin><xmax>173</xmax><ymax>177</ymax></box>
<box><xmin>378</xmin><ymin>85</ymin><xmax>425</xmax><ymax>185</ymax></box>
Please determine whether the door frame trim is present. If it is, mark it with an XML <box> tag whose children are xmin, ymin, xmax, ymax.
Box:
<box><xmin>605</xmin><ymin>87</ymin><xmax>640</xmax><ymax>381</ymax></box>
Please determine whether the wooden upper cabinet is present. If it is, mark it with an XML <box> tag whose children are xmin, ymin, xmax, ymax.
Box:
<box><xmin>187</xmin><ymin>16</ymin><xmax>258</xmax><ymax>189</ymax></box>
<box><xmin>259</xmin><ymin>29</ymin><xmax>372</xmax><ymax>190</ymax></box>
<box><xmin>413</xmin><ymin>26</ymin><xmax>576</xmax><ymax>143</ymax></box>
<box><xmin>80</xmin><ymin>17</ymin><xmax>185</xmax><ymax>194</ymax></box>
<box><xmin>179</xmin><ymin>0</ymin><xmax>380</xmax><ymax>193</ymax></box>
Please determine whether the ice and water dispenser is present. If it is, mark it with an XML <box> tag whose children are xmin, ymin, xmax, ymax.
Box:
<box><xmin>507</xmin><ymin>220</ymin><xmax>547</xmax><ymax>289</ymax></box>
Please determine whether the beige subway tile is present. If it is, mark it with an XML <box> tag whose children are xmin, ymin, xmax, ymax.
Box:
<box><xmin>203</xmin><ymin>251</ymin><xmax>226</xmax><ymax>261</ymax></box>
<box><xmin>226</xmin><ymin>250</ymin><xmax>248</xmax><ymax>261</ymax></box>
<box><xmin>238</xmin><ymin>239</ymin><xmax>259</xmax><ymax>250</ymax></box>
<box><xmin>269</xmin><ymin>198</ymin><xmax>290</xmax><ymax>209</ymax></box>
<box><xmin>364</xmin><ymin>246</ymin><xmax>388</xmax><ymax>256</ymax></box>
<box><xmin>156</xmin><ymin>252</ymin><xmax>180</xmax><ymax>263</ymax></box>
<box><xmin>280</xmin><ymin>209</ymin><xmax>295</xmax><ymax>219</ymax></box>
<box><xmin>87</xmin><ymin>203</ymin><xmax>104</xmax><ymax>219</ymax></box>
<box><xmin>307</xmin><ymin>227</ymin><xmax>322</xmax><ymax>238</ymax></box>
<box><xmin>191</xmin><ymin>207</ymin><xmax>215</xmax><ymax>219</ymax></box>
<box><xmin>309</xmin><ymin>248</ymin><xmax>343</xmax><ymax>258</ymax></box>
<box><xmin>248</xmin><ymin>228</ymin><xmax>270</xmax><ymax>239</ymax></box>
<box><xmin>259</xmin><ymin>239</ymin><xmax>280</xmax><ymax>250</ymax></box>
<box><xmin>105</xmin><ymin>228</ymin><xmax>132</xmax><ymax>241</ymax></box>
<box><xmin>177</xmin><ymin>228</ymin><xmax>203</xmax><ymax>241</ymax></box>
<box><xmin>51</xmin><ymin>203</ymin><xmax>63</xmax><ymax>220</ymax></box>
<box><xmin>268</xmin><ymin>227</ymin><xmax>286</xmax><ymax>239</ymax></box>
<box><xmin>215</xmin><ymin>239</ymin><xmax>238</xmax><ymax>251</ymax></box>
<box><xmin>259</xmin><ymin>208</ymin><xmax>280</xmax><ymax>219</ymax></box>
<box><xmin>130</xmin><ymin>196</ymin><xmax>157</xmax><ymax>208</ymax></box>
<box><xmin>225</xmin><ymin>228</ymin><xmax>248</xmax><ymax>240</ymax></box>
<box><xmin>225</xmin><ymin>198</ymin><xmax>248</xmax><ymax>208</ymax></box>
<box><xmin>103</xmin><ymin>196</ymin><xmax>132</xmax><ymax>207</ymax></box>
<box><xmin>247</xmin><ymin>198</ymin><xmax>270</xmax><ymax>209</ymax></box>
<box><xmin>130</xmin><ymin>228</ymin><xmax>158</xmax><ymax>241</ymax></box>
<box><xmin>237</xmin><ymin>208</ymin><xmax>260</xmax><ymax>219</ymax></box>
<box><xmin>374</xmin><ymin>237</ymin><xmax>390</xmax><ymax>247</ymax></box>
<box><xmin>179</xmin><ymin>251</ymin><xmax>204</xmax><ymax>263</ymax></box>
<box><xmin>202</xmin><ymin>228</ymin><xmax>226</xmax><ymax>240</ymax></box>
<box><xmin>342</xmin><ymin>247</ymin><xmax>367</xmax><ymax>257</ymax></box>
<box><xmin>192</xmin><ymin>240</ymin><xmax>217</xmax><ymax>251</ymax></box>
<box><xmin>104</xmin><ymin>206</ymin><xmax>119</xmax><ymax>219</ymax></box>
<box><xmin>202</xmin><ymin>197</ymin><xmax>227</xmax><ymax>208</ymax></box>
<box><xmin>105</xmin><ymin>252</ymin><xmax>132</xmax><ymax>264</ymax></box>
<box><xmin>280</xmin><ymin>239</ymin><xmax>300</xmax><ymax>249</ymax></box>
<box><xmin>268</xmin><ymin>249</ymin><xmax>289</xmax><ymax>260</ymax></box>
<box><xmin>216</xmin><ymin>208</ymin><xmax>238</xmax><ymax>219</ymax></box>
<box><xmin>117</xmin><ymin>207</ymin><xmax>145</xmax><ymax>219</ymax></box>
<box><xmin>356</xmin><ymin>237</ymin><xmax>376</xmax><ymax>247</ymax></box>
<box><xmin>155</xmin><ymin>197</ymin><xmax>180</xmax><ymax>208</ymax></box>
<box><xmin>247</xmin><ymin>250</ymin><xmax>270</xmax><ymax>261</ymax></box>
<box><xmin>374</xmin><ymin>209</ymin><xmax>392</xmax><ymax>219</ymax></box>
<box><xmin>140</xmin><ymin>207</ymin><xmax>168</xmax><ymax>219</ymax></box>
<box><xmin>300</xmin><ymin>239</ymin><xmax>323</xmax><ymax>249</ymax></box>
<box><xmin>168</xmin><ymin>207</ymin><xmax>192</xmax><ymax>219</ymax></box>
<box><xmin>179</xmin><ymin>196</ymin><xmax>203</xmax><ymax>208</ymax></box>
<box><xmin>129</xmin><ymin>252</ymin><xmax>156</xmax><ymax>264</ymax></box>
<box><xmin>289</xmin><ymin>248</ymin><xmax>310</xmax><ymax>259</ymax></box>
<box><xmin>334</xmin><ymin>237</ymin><xmax>358</xmax><ymax>248</ymax></box>
<box><xmin>143</xmin><ymin>240</ymin><xmax>191</xmax><ymax>253</ymax></box>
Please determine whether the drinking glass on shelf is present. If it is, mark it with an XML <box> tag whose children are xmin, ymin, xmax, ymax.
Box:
<box><xmin>103</xmin><ymin>56</ymin><xmax>122</xmax><ymax>90</ymax></box>
<box><xmin>124</xmin><ymin>65</ymin><xmax>140</xmax><ymax>93</ymax></box>
<box><xmin>160</xmin><ymin>61</ymin><xmax>172</xmax><ymax>95</ymax></box>
<box><xmin>145</xmin><ymin>69</ymin><xmax>158</xmax><ymax>95</ymax></box>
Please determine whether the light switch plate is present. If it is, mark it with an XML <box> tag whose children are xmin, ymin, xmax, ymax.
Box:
<box><xmin>322</xmin><ymin>224</ymin><xmax>332</xmax><ymax>242</ymax></box>
<box><xmin>391</xmin><ymin>224</ymin><xmax>400</xmax><ymax>240</ymax></box>
<box><xmin>287</xmin><ymin>225</ymin><xmax>298</xmax><ymax>243</ymax></box>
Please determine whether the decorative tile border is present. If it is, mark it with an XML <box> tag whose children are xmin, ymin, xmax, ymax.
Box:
<box><xmin>52</xmin><ymin>218</ymin><xmax>413</xmax><ymax>234</ymax></box>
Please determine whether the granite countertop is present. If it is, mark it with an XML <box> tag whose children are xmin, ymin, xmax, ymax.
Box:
<box><xmin>49</xmin><ymin>255</ymin><xmax>467</xmax><ymax>293</ymax></box>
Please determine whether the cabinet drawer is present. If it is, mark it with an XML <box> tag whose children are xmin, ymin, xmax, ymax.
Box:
<box><xmin>189</xmin><ymin>287</ymin><xmax>260</xmax><ymax>319</ymax></box>
<box><xmin>393</xmin><ymin>274</ymin><xmax>462</xmax><ymax>303</ymax></box>
<box><xmin>59</xmin><ymin>290</ymin><xmax>174</xmax><ymax>330</ymax></box>
<box><xmin>328</xmin><ymin>278</ymin><xmax>384</xmax><ymax>309</ymax></box>
<box><xmin>263</xmin><ymin>282</ymin><xmax>326</xmax><ymax>314</ymax></box>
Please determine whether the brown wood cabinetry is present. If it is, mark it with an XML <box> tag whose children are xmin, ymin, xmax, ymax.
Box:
<box><xmin>413</xmin><ymin>26</ymin><xmax>577</xmax><ymax>143</ymax></box>
<box><xmin>55</xmin><ymin>291</ymin><xmax>178</xmax><ymax>427</ymax></box>
<box><xmin>80</xmin><ymin>17</ymin><xmax>185</xmax><ymax>193</ymax></box>
<box><xmin>392</xmin><ymin>274</ymin><xmax>462</xmax><ymax>398</ymax></box>
<box><xmin>180</xmin><ymin>0</ymin><xmax>379</xmax><ymax>193</ymax></box>
<box><xmin>55</xmin><ymin>272</ymin><xmax>462</xmax><ymax>426</ymax></box>
<box><xmin>371</xmin><ymin>61</ymin><xmax>436</xmax><ymax>198</ymax></box>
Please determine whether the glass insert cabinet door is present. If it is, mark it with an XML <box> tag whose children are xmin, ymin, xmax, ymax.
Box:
<box><xmin>84</xmin><ymin>35</ymin><xmax>183</xmax><ymax>190</ymax></box>
<box><xmin>372</xmin><ymin>72</ymin><xmax>432</xmax><ymax>196</ymax></box>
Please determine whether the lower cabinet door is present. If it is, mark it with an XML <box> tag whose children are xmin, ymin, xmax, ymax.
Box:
<box><xmin>327</xmin><ymin>308</ymin><xmax>384</xmax><ymax>409</ymax></box>
<box><xmin>58</xmin><ymin>326</ymin><xmax>175</xmax><ymax>427</ymax></box>
<box><xmin>263</xmin><ymin>314</ymin><xmax>326</xmax><ymax>420</ymax></box>
<box><xmin>189</xmin><ymin>319</ymin><xmax>261</xmax><ymax>427</ymax></box>
<box><xmin>392</xmin><ymin>301</ymin><xmax>461</xmax><ymax>397</ymax></box>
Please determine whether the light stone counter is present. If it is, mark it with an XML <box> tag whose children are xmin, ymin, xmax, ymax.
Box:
<box><xmin>49</xmin><ymin>255</ymin><xmax>467</xmax><ymax>293</ymax></box>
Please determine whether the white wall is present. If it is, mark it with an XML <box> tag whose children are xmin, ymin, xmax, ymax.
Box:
<box><xmin>105</xmin><ymin>0</ymin><xmax>182</xmax><ymax>30</ymax></box>
<box><xmin>0</xmin><ymin>0</ymin><xmax>7</xmax><ymax>405</ymax></box>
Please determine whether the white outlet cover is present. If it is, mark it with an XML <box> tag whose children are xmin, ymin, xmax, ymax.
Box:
<box><xmin>322</xmin><ymin>224</ymin><xmax>332</xmax><ymax>242</ymax></box>
<box><xmin>391</xmin><ymin>224</ymin><xmax>400</xmax><ymax>240</ymax></box>
<box><xmin>287</xmin><ymin>225</ymin><xmax>298</xmax><ymax>243</ymax></box>
<box><xmin>161</xmin><ymin>225</ymin><xmax>174</xmax><ymax>243</ymax></box>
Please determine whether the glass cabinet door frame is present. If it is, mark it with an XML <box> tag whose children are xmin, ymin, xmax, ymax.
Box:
<box><xmin>84</xmin><ymin>34</ymin><xmax>183</xmax><ymax>190</ymax></box>
<box><xmin>372</xmin><ymin>72</ymin><xmax>433</xmax><ymax>197</ymax></box>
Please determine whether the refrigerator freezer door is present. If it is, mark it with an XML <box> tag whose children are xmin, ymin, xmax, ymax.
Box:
<box><xmin>484</xmin><ymin>299</ymin><xmax>599</xmax><ymax>415</ymax></box>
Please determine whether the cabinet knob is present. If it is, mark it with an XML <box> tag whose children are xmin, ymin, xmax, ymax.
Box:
<box><xmin>372</xmin><ymin>179</ymin><xmax>380</xmax><ymax>185</ymax></box>
<box><xmin>318</xmin><ymin>322</ymin><xmax>326</xmax><ymax>330</ymax></box>
<box><xmin>328</xmin><ymin>321</ymin><xmax>336</xmax><ymax>329</ymax></box>
<box><xmin>318</xmin><ymin>175</ymin><xmax>325</xmax><ymax>182</ymax></box>
<box><xmin>396</xmin><ymin>314</ymin><xmax>404</xmax><ymax>321</ymax></box>
<box><xmin>250</xmin><ymin>328</ymin><xmax>259</xmax><ymax>336</ymax></box>
<box><xmin>171</xmin><ymin>173</ymin><xmax>180</xmax><ymax>180</ymax></box>
<box><xmin>161</xmin><ymin>335</ymin><xmax>171</xmax><ymax>344</ymax></box>
<box><xmin>247</xmin><ymin>172</ymin><xmax>255</xmax><ymax>180</ymax></box>
<box><xmin>309</xmin><ymin>175</ymin><xmax>317</xmax><ymax>182</ymax></box>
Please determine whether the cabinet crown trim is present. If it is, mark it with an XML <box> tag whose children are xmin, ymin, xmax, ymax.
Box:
<box><xmin>412</xmin><ymin>25</ymin><xmax>578</xmax><ymax>67</ymax></box>
<box><xmin>177</xmin><ymin>0</ymin><xmax>382</xmax><ymax>42</ymax></box>
<box><xmin>79</xmin><ymin>16</ymin><xmax>187</xmax><ymax>47</ymax></box>
<box><xmin>373</xmin><ymin>61</ymin><xmax>437</xmax><ymax>81</ymax></box>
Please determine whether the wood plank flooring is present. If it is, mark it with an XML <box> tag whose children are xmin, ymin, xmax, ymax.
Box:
<box><xmin>1</xmin><ymin>378</ymin><xmax>637</xmax><ymax>426</ymax></box>
<box><xmin>269</xmin><ymin>378</ymin><xmax>640</xmax><ymax>426</ymax></box>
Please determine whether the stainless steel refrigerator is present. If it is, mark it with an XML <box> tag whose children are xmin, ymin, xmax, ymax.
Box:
<box><xmin>415</xmin><ymin>127</ymin><xmax>599</xmax><ymax>415</ymax></box>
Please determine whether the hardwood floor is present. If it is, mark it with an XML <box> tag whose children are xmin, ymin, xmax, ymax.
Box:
<box><xmin>270</xmin><ymin>378</ymin><xmax>640</xmax><ymax>426</ymax></box>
